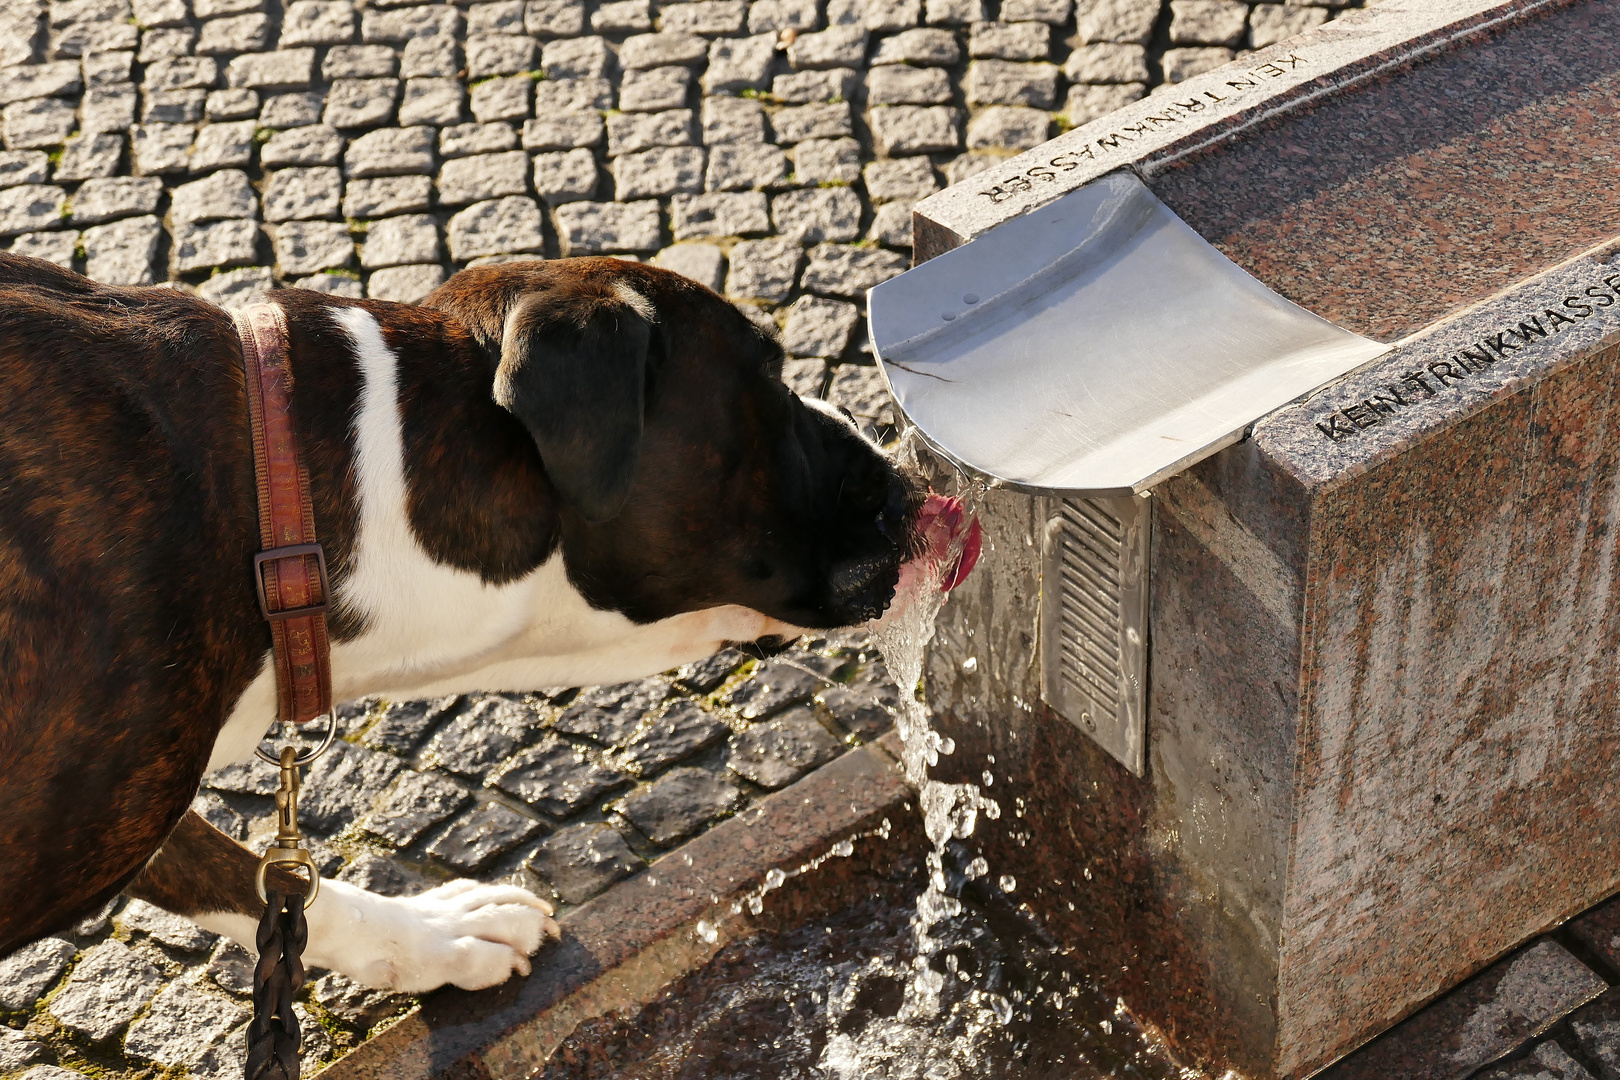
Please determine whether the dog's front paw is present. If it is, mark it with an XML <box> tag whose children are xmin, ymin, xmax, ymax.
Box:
<box><xmin>305</xmin><ymin>878</ymin><xmax>559</xmax><ymax>993</ymax></box>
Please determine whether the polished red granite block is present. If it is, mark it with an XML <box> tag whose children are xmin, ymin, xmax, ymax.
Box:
<box><xmin>1151</xmin><ymin>0</ymin><xmax>1620</xmax><ymax>343</ymax></box>
<box><xmin>1254</xmin><ymin>248</ymin><xmax>1620</xmax><ymax>1073</ymax></box>
<box><xmin>897</xmin><ymin>4</ymin><xmax>1620</xmax><ymax>1075</ymax></box>
<box><xmin>1278</xmin><ymin>338</ymin><xmax>1620</xmax><ymax>1069</ymax></box>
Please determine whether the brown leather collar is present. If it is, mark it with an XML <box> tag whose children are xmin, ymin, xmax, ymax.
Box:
<box><xmin>233</xmin><ymin>302</ymin><xmax>333</xmax><ymax>726</ymax></box>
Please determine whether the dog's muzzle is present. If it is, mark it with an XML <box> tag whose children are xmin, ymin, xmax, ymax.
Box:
<box><xmin>828</xmin><ymin>553</ymin><xmax>900</xmax><ymax>623</ymax></box>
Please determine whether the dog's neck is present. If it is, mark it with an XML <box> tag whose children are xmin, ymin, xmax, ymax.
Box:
<box><xmin>207</xmin><ymin>298</ymin><xmax>797</xmax><ymax>771</ymax></box>
<box><xmin>272</xmin><ymin>289</ymin><xmax>562</xmax><ymax>618</ymax></box>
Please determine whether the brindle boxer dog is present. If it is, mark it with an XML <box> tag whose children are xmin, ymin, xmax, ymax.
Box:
<box><xmin>0</xmin><ymin>252</ymin><xmax>939</xmax><ymax>994</ymax></box>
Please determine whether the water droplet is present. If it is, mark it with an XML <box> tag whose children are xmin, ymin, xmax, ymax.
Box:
<box><xmin>764</xmin><ymin>868</ymin><xmax>786</xmax><ymax>890</ymax></box>
<box><xmin>981</xmin><ymin>770</ymin><xmax>994</xmax><ymax>787</ymax></box>
<box><xmin>964</xmin><ymin>856</ymin><xmax>988</xmax><ymax>879</ymax></box>
<box><xmin>998</xmin><ymin>875</ymin><xmax>1017</xmax><ymax>893</ymax></box>
<box><xmin>747</xmin><ymin>895</ymin><xmax>763</xmax><ymax>914</ymax></box>
<box><xmin>988</xmin><ymin>993</ymin><xmax>1012</xmax><ymax>1025</ymax></box>
<box><xmin>941</xmin><ymin>311</ymin><xmax>956</xmax><ymax>321</ymax></box>
<box><xmin>963</xmin><ymin>293</ymin><xmax>979</xmax><ymax>305</ymax></box>
<box><xmin>695</xmin><ymin>919</ymin><xmax>718</xmax><ymax>943</ymax></box>
<box><xmin>960</xmin><ymin>656</ymin><xmax>978</xmax><ymax>673</ymax></box>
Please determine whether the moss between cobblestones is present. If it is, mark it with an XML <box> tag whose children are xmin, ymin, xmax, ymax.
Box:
<box><xmin>342</xmin><ymin>827</ymin><xmax>405</xmax><ymax>856</ymax></box>
<box><xmin>47</xmin><ymin>1055</ymin><xmax>130</xmax><ymax>1080</ymax></box>
<box><xmin>705</xmin><ymin>655</ymin><xmax>761</xmax><ymax>709</ymax></box>
<box><xmin>306</xmin><ymin>1000</ymin><xmax>356</xmax><ymax>1057</ymax></box>
<box><xmin>342</xmin><ymin>998</ymin><xmax>416</xmax><ymax>1049</ymax></box>
<box><xmin>28</xmin><ymin>976</ymin><xmax>152</xmax><ymax>1080</ymax></box>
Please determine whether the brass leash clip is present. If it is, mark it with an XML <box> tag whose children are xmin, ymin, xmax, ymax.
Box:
<box><xmin>255</xmin><ymin>744</ymin><xmax>321</xmax><ymax>908</ymax></box>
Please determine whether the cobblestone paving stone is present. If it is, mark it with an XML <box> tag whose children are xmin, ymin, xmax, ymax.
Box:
<box><xmin>0</xmin><ymin>0</ymin><xmax>1362</xmax><ymax>1073</ymax></box>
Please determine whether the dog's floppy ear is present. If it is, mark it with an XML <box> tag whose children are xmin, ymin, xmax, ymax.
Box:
<box><xmin>494</xmin><ymin>283</ymin><xmax>655</xmax><ymax>523</ymax></box>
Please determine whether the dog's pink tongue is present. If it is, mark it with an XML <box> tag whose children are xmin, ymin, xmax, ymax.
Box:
<box><xmin>915</xmin><ymin>493</ymin><xmax>981</xmax><ymax>591</ymax></box>
<box><xmin>870</xmin><ymin>494</ymin><xmax>980</xmax><ymax>630</ymax></box>
<box><xmin>888</xmin><ymin>493</ymin><xmax>982</xmax><ymax>610</ymax></box>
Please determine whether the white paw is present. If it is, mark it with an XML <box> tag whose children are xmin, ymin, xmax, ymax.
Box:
<box><xmin>302</xmin><ymin>878</ymin><xmax>559</xmax><ymax>993</ymax></box>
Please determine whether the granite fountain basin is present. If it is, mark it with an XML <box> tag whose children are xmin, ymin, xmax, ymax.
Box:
<box><xmin>876</xmin><ymin>0</ymin><xmax>1620</xmax><ymax>1075</ymax></box>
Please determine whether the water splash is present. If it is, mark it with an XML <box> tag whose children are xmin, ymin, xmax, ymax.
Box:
<box><xmin>719</xmin><ymin>818</ymin><xmax>895</xmax><ymax>929</ymax></box>
<box><xmin>541</xmin><ymin>889</ymin><xmax>1188</xmax><ymax>1080</ymax></box>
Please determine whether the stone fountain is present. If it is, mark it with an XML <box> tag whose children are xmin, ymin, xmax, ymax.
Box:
<box><xmin>871</xmin><ymin>0</ymin><xmax>1620</xmax><ymax>1074</ymax></box>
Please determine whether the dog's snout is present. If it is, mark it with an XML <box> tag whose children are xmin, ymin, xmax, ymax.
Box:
<box><xmin>819</xmin><ymin>459</ymin><xmax>920</xmax><ymax>622</ymax></box>
<box><xmin>829</xmin><ymin>553</ymin><xmax>893</xmax><ymax>601</ymax></box>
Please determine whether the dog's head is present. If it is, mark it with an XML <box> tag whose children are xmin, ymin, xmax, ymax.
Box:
<box><xmin>427</xmin><ymin>258</ymin><xmax>921</xmax><ymax>630</ymax></box>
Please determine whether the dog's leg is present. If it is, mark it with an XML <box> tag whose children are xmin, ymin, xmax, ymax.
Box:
<box><xmin>129</xmin><ymin>811</ymin><xmax>559</xmax><ymax>992</ymax></box>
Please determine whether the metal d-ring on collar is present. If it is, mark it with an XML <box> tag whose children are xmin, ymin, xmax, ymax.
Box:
<box><xmin>253</xmin><ymin>714</ymin><xmax>338</xmax><ymax>768</ymax></box>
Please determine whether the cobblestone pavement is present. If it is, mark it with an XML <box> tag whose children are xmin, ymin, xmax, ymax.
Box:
<box><xmin>1</xmin><ymin>632</ymin><xmax>906</xmax><ymax>1077</ymax></box>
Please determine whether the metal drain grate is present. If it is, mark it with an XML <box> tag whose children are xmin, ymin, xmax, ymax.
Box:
<box><xmin>1040</xmin><ymin>495</ymin><xmax>1151</xmax><ymax>776</ymax></box>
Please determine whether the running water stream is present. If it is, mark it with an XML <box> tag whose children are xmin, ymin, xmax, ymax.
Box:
<box><xmin>818</xmin><ymin>448</ymin><xmax>1011</xmax><ymax>1078</ymax></box>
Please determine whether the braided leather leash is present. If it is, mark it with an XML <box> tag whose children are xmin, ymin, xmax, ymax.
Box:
<box><xmin>248</xmin><ymin>886</ymin><xmax>307</xmax><ymax>1080</ymax></box>
<box><xmin>233</xmin><ymin>303</ymin><xmax>336</xmax><ymax>1080</ymax></box>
